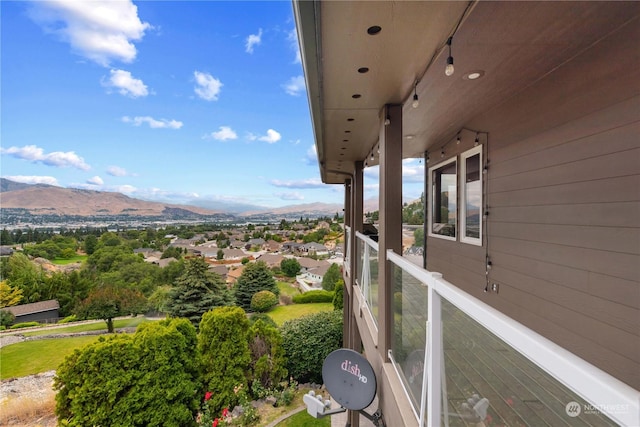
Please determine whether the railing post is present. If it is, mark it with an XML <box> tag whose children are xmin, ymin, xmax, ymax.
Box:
<box><xmin>426</xmin><ymin>274</ymin><xmax>442</xmax><ymax>427</ymax></box>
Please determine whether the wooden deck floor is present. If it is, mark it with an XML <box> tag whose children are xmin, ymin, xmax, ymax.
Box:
<box><xmin>387</xmin><ymin>266</ymin><xmax>620</xmax><ymax>426</ymax></box>
<box><xmin>440</xmin><ymin>298</ymin><xmax>618</xmax><ymax>427</ymax></box>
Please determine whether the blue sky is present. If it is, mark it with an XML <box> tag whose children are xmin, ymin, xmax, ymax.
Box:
<box><xmin>1</xmin><ymin>0</ymin><xmax>425</xmax><ymax>212</ymax></box>
<box><xmin>0</xmin><ymin>0</ymin><xmax>347</xmax><ymax>211</ymax></box>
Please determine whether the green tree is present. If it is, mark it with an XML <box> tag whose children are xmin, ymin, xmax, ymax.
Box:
<box><xmin>321</xmin><ymin>263</ymin><xmax>341</xmax><ymax>291</ymax></box>
<box><xmin>234</xmin><ymin>261</ymin><xmax>279</xmax><ymax>311</ymax></box>
<box><xmin>248</xmin><ymin>319</ymin><xmax>288</xmax><ymax>390</ymax></box>
<box><xmin>0</xmin><ymin>280</ymin><xmax>23</xmax><ymax>307</ymax></box>
<box><xmin>280</xmin><ymin>258</ymin><xmax>301</xmax><ymax>277</ymax></box>
<box><xmin>84</xmin><ymin>234</ymin><xmax>97</xmax><ymax>255</ymax></box>
<box><xmin>333</xmin><ymin>279</ymin><xmax>344</xmax><ymax>310</ymax></box>
<box><xmin>281</xmin><ymin>310</ymin><xmax>343</xmax><ymax>383</ymax></box>
<box><xmin>167</xmin><ymin>257</ymin><xmax>234</xmax><ymax>326</ymax></box>
<box><xmin>198</xmin><ymin>306</ymin><xmax>251</xmax><ymax>414</ymax></box>
<box><xmin>216</xmin><ymin>249</ymin><xmax>224</xmax><ymax>260</ymax></box>
<box><xmin>161</xmin><ymin>246</ymin><xmax>183</xmax><ymax>260</ymax></box>
<box><xmin>413</xmin><ymin>227</ymin><xmax>425</xmax><ymax>247</ymax></box>
<box><xmin>76</xmin><ymin>284</ymin><xmax>147</xmax><ymax>333</ymax></box>
<box><xmin>55</xmin><ymin>318</ymin><xmax>200</xmax><ymax>427</ymax></box>
<box><xmin>1</xmin><ymin>229</ymin><xmax>13</xmax><ymax>245</ymax></box>
<box><xmin>5</xmin><ymin>252</ymin><xmax>46</xmax><ymax>303</ymax></box>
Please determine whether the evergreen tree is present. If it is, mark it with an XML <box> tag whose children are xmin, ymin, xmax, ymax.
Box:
<box><xmin>167</xmin><ymin>257</ymin><xmax>234</xmax><ymax>325</ymax></box>
<box><xmin>321</xmin><ymin>263</ymin><xmax>341</xmax><ymax>291</ymax></box>
<box><xmin>234</xmin><ymin>261</ymin><xmax>279</xmax><ymax>311</ymax></box>
<box><xmin>198</xmin><ymin>306</ymin><xmax>251</xmax><ymax>414</ymax></box>
<box><xmin>248</xmin><ymin>319</ymin><xmax>288</xmax><ymax>390</ymax></box>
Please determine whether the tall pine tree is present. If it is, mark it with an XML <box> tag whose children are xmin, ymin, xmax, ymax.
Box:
<box><xmin>167</xmin><ymin>257</ymin><xmax>234</xmax><ymax>325</ymax></box>
<box><xmin>234</xmin><ymin>261</ymin><xmax>279</xmax><ymax>311</ymax></box>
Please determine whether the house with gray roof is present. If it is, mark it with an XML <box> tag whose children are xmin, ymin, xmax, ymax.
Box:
<box><xmin>4</xmin><ymin>299</ymin><xmax>60</xmax><ymax>323</ymax></box>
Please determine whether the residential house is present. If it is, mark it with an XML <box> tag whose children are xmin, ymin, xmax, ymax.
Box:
<box><xmin>226</xmin><ymin>266</ymin><xmax>244</xmax><ymax>285</ymax></box>
<box><xmin>257</xmin><ymin>253</ymin><xmax>284</xmax><ymax>269</ymax></box>
<box><xmin>222</xmin><ymin>248</ymin><xmax>247</xmax><ymax>262</ymax></box>
<box><xmin>300</xmin><ymin>242</ymin><xmax>329</xmax><ymax>257</ymax></box>
<box><xmin>295</xmin><ymin>2</ymin><xmax>639</xmax><ymax>426</ymax></box>
<box><xmin>264</xmin><ymin>239</ymin><xmax>282</xmax><ymax>253</ymax></box>
<box><xmin>282</xmin><ymin>242</ymin><xmax>303</xmax><ymax>253</ymax></box>
<box><xmin>4</xmin><ymin>299</ymin><xmax>60</xmax><ymax>323</ymax></box>
<box><xmin>158</xmin><ymin>257</ymin><xmax>178</xmax><ymax>268</ymax></box>
<box><xmin>209</xmin><ymin>264</ymin><xmax>229</xmax><ymax>282</ymax></box>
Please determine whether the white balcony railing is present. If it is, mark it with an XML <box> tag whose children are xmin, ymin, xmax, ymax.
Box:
<box><xmin>384</xmin><ymin>249</ymin><xmax>639</xmax><ymax>427</ymax></box>
<box><xmin>344</xmin><ymin>225</ymin><xmax>351</xmax><ymax>277</ymax></box>
<box><xmin>354</xmin><ymin>231</ymin><xmax>379</xmax><ymax>329</ymax></box>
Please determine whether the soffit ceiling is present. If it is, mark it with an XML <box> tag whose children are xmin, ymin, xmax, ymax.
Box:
<box><xmin>295</xmin><ymin>1</ymin><xmax>640</xmax><ymax>184</ymax></box>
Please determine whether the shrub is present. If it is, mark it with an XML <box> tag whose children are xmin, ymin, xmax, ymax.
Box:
<box><xmin>0</xmin><ymin>310</ymin><xmax>15</xmax><ymax>328</ymax></box>
<box><xmin>248</xmin><ymin>319</ymin><xmax>287</xmax><ymax>391</ymax></box>
<box><xmin>198</xmin><ymin>306</ymin><xmax>250</xmax><ymax>414</ymax></box>
<box><xmin>54</xmin><ymin>318</ymin><xmax>200</xmax><ymax>427</ymax></box>
<box><xmin>249</xmin><ymin>313</ymin><xmax>277</xmax><ymax>328</ymax></box>
<box><xmin>251</xmin><ymin>290</ymin><xmax>278</xmax><ymax>313</ymax></box>
<box><xmin>10</xmin><ymin>321</ymin><xmax>40</xmax><ymax>329</ymax></box>
<box><xmin>281</xmin><ymin>310</ymin><xmax>343</xmax><ymax>383</ymax></box>
<box><xmin>58</xmin><ymin>314</ymin><xmax>78</xmax><ymax>324</ymax></box>
<box><xmin>333</xmin><ymin>280</ymin><xmax>344</xmax><ymax>310</ymax></box>
<box><xmin>292</xmin><ymin>290</ymin><xmax>334</xmax><ymax>304</ymax></box>
<box><xmin>280</xmin><ymin>258</ymin><xmax>301</xmax><ymax>277</ymax></box>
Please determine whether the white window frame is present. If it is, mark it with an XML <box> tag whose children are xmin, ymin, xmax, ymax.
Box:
<box><xmin>460</xmin><ymin>145</ymin><xmax>483</xmax><ymax>245</ymax></box>
<box><xmin>428</xmin><ymin>157</ymin><xmax>457</xmax><ymax>241</ymax></box>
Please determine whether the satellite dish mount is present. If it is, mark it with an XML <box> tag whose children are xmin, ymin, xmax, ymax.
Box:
<box><xmin>303</xmin><ymin>349</ymin><xmax>385</xmax><ymax>427</ymax></box>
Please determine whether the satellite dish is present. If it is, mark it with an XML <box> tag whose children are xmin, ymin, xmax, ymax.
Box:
<box><xmin>322</xmin><ymin>348</ymin><xmax>377</xmax><ymax>411</ymax></box>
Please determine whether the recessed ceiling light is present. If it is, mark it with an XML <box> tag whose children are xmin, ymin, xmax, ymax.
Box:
<box><xmin>352</xmin><ymin>94</ymin><xmax>361</xmax><ymax>99</ymax></box>
<box><xmin>464</xmin><ymin>70</ymin><xmax>485</xmax><ymax>80</ymax></box>
<box><xmin>358</xmin><ymin>67</ymin><xmax>369</xmax><ymax>73</ymax></box>
<box><xmin>405</xmin><ymin>135</ymin><xmax>414</xmax><ymax>140</ymax></box>
<box><xmin>367</xmin><ymin>26</ymin><xmax>381</xmax><ymax>35</ymax></box>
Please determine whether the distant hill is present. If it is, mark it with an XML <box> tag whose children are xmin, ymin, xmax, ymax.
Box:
<box><xmin>240</xmin><ymin>202</ymin><xmax>343</xmax><ymax>219</ymax></box>
<box><xmin>0</xmin><ymin>178</ymin><xmax>346</xmax><ymax>223</ymax></box>
<box><xmin>0</xmin><ymin>178</ymin><xmax>221</xmax><ymax>217</ymax></box>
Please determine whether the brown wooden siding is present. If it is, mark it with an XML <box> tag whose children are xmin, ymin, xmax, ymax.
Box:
<box><xmin>426</xmin><ymin>90</ymin><xmax>639</xmax><ymax>388</ymax></box>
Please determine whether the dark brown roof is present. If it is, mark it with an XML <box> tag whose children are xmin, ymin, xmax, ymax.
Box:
<box><xmin>4</xmin><ymin>299</ymin><xmax>59</xmax><ymax>316</ymax></box>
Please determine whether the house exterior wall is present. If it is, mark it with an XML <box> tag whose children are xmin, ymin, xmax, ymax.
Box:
<box><xmin>426</xmin><ymin>73</ymin><xmax>639</xmax><ymax>390</ymax></box>
<box><xmin>14</xmin><ymin>309</ymin><xmax>60</xmax><ymax>323</ymax></box>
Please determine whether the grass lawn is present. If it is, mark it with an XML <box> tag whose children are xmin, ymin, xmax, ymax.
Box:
<box><xmin>275</xmin><ymin>409</ymin><xmax>331</xmax><ymax>426</ymax></box>
<box><xmin>278</xmin><ymin>281</ymin><xmax>302</xmax><ymax>298</ymax></box>
<box><xmin>268</xmin><ymin>303</ymin><xmax>333</xmax><ymax>326</ymax></box>
<box><xmin>22</xmin><ymin>316</ymin><xmax>152</xmax><ymax>337</ymax></box>
<box><xmin>51</xmin><ymin>255</ymin><xmax>87</xmax><ymax>265</ymax></box>
<box><xmin>0</xmin><ymin>335</ymin><xmax>102</xmax><ymax>379</ymax></box>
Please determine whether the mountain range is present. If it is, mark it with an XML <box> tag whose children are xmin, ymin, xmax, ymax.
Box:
<box><xmin>0</xmin><ymin>178</ymin><xmax>353</xmax><ymax>221</ymax></box>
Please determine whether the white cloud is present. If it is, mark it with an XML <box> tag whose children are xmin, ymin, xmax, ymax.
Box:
<box><xmin>115</xmin><ymin>184</ymin><xmax>136</xmax><ymax>194</ymax></box>
<box><xmin>245</xmin><ymin>28</ymin><xmax>263</xmax><ymax>53</ymax></box>
<box><xmin>209</xmin><ymin>126</ymin><xmax>238</xmax><ymax>141</ymax></box>
<box><xmin>287</xmin><ymin>28</ymin><xmax>301</xmax><ymax>63</ymax></box>
<box><xmin>270</xmin><ymin>178</ymin><xmax>323</xmax><ymax>189</ymax></box>
<box><xmin>275</xmin><ymin>192</ymin><xmax>304</xmax><ymax>201</ymax></box>
<box><xmin>305</xmin><ymin>144</ymin><xmax>317</xmax><ymax>165</ymax></box>
<box><xmin>258</xmin><ymin>129</ymin><xmax>281</xmax><ymax>144</ymax></box>
<box><xmin>87</xmin><ymin>176</ymin><xmax>104</xmax><ymax>185</ymax></box>
<box><xmin>194</xmin><ymin>71</ymin><xmax>222</xmax><ymax>101</ymax></box>
<box><xmin>103</xmin><ymin>69</ymin><xmax>149</xmax><ymax>98</ymax></box>
<box><xmin>122</xmin><ymin>115</ymin><xmax>183</xmax><ymax>129</ymax></box>
<box><xmin>4</xmin><ymin>175</ymin><xmax>59</xmax><ymax>186</ymax></box>
<box><xmin>27</xmin><ymin>0</ymin><xmax>151</xmax><ymax>66</ymax></box>
<box><xmin>282</xmin><ymin>75</ymin><xmax>305</xmax><ymax>96</ymax></box>
<box><xmin>1</xmin><ymin>144</ymin><xmax>90</xmax><ymax>170</ymax></box>
<box><xmin>106</xmin><ymin>165</ymin><xmax>128</xmax><ymax>177</ymax></box>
